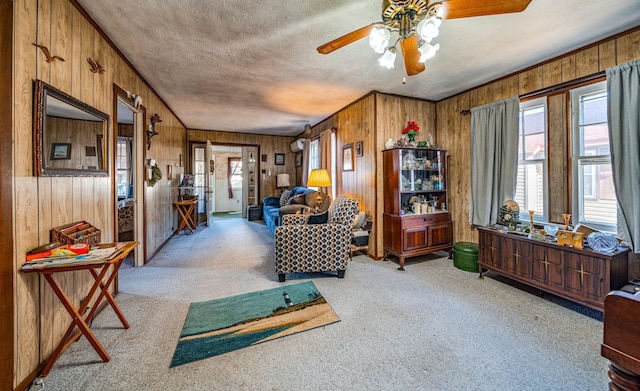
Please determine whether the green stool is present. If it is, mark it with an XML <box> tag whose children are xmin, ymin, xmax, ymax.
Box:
<box><xmin>453</xmin><ymin>242</ymin><xmax>479</xmax><ymax>272</ymax></box>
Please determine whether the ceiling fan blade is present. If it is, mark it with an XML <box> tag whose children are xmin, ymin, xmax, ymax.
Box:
<box><xmin>400</xmin><ymin>36</ymin><xmax>425</xmax><ymax>76</ymax></box>
<box><xmin>441</xmin><ymin>0</ymin><xmax>532</xmax><ymax>19</ymax></box>
<box><xmin>317</xmin><ymin>24</ymin><xmax>376</xmax><ymax>54</ymax></box>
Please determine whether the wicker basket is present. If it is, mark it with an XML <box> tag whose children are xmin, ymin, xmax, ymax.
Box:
<box><xmin>51</xmin><ymin>221</ymin><xmax>101</xmax><ymax>245</ymax></box>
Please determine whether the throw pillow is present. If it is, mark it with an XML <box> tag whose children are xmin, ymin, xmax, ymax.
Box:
<box><xmin>279</xmin><ymin>204</ymin><xmax>310</xmax><ymax>216</ymax></box>
<box><xmin>304</xmin><ymin>191</ymin><xmax>331</xmax><ymax>213</ymax></box>
<box><xmin>307</xmin><ymin>211</ymin><xmax>328</xmax><ymax>224</ymax></box>
<box><xmin>287</xmin><ymin>194</ymin><xmax>306</xmax><ymax>205</ymax></box>
<box><xmin>279</xmin><ymin>189</ymin><xmax>292</xmax><ymax>207</ymax></box>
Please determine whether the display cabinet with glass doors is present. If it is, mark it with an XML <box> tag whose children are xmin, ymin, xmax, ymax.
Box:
<box><xmin>382</xmin><ymin>148</ymin><xmax>453</xmax><ymax>270</ymax></box>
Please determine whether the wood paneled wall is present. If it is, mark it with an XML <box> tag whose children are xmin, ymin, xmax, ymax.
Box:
<box><xmin>12</xmin><ymin>0</ymin><xmax>186</xmax><ymax>387</ymax></box>
<box><xmin>187</xmin><ymin>130</ymin><xmax>295</xmax><ymax>202</ymax></box>
<box><xmin>436</xmin><ymin>27</ymin><xmax>640</xmax><ymax>245</ymax></box>
<box><xmin>310</xmin><ymin>92</ymin><xmax>435</xmax><ymax>259</ymax></box>
<box><xmin>46</xmin><ymin>118</ymin><xmax>102</xmax><ymax>169</ymax></box>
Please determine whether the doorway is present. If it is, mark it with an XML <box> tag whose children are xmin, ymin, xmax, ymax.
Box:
<box><xmin>191</xmin><ymin>143</ymin><xmax>258</xmax><ymax>222</ymax></box>
<box><xmin>113</xmin><ymin>86</ymin><xmax>145</xmax><ymax>266</ymax></box>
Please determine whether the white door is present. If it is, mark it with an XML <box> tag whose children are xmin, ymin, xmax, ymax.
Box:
<box><xmin>205</xmin><ymin>141</ymin><xmax>215</xmax><ymax>226</ymax></box>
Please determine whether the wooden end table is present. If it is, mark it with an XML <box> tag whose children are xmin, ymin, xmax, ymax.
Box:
<box><xmin>173</xmin><ymin>199</ymin><xmax>198</xmax><ymax>234</ymax></box>
<box><xmin>22</xmin><ymin>241</ymin><xmax>138</xmax><ymax>377</ymax></box>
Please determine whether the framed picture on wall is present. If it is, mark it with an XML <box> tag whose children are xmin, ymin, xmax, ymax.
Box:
<box><xmin>296</xmin><ymin>153</ymin><xmax>302</xmax><ymax>167</ymax></box>
<box><xmin>355</xmin><ymin>141</ymin><xmax>363</xmax><ymax>157</ymax></box>
<box><xmin>275</xmin><ymin>153</ymin><xmax>285</xmax><ymax>165</ymax></box>
<box><xmin>342</xmin><ymin>144</ymin><xmax>354</xmax><ymax>171</ymax></box>
<box><xmin>51</xmin><ymin>143</ymin><xmax>71</xmax><ymax>160</ymax></box>
<box><xmin>85</xmin><ymin>146</ymin><xmax>96</xmax><ymax>157</ymax></box>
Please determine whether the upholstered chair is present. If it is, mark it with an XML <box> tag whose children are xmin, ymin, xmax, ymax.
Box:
<box><xmin>274</xmin><ymin>196</ymin><xmax>359</xmax><ymax>282</ymax></box>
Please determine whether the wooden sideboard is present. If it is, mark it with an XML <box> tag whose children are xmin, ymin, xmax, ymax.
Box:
<box><xmin>478</xmin><ymin>227</ymin><xmax>630</xmax><ymax>311</ymax></box>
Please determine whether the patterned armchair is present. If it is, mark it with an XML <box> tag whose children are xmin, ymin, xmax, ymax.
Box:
<box><xmin>275</xmin><ymin>196</ymin><xmax>359</xmax><ymax>282</ymax></box>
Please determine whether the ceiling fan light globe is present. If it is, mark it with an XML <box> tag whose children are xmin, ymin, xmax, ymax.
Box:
<box><xmin>418</xmin><ymin>42</ymin><xmax>439</xmax><ymax>62</ymax></box>
<box><xmin>378</xmin><ymin>49</ymin><xmax>396</xmax><ymax>69</ymax></box>
<box><xmin>369</xmin><ymin>27</ymin><xmax>391</xmax><ymax>54</ymax></box>
<box><xmin>417</xmin><ymin>18</ymin><xmax>439</xmax><ymax>40</ymax></box>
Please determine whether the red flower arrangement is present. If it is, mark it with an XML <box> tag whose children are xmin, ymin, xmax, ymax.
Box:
<box><xmin>402</xmin><ymin>121</ymin><xmax>420</xmax><ymax>134</ymax></box>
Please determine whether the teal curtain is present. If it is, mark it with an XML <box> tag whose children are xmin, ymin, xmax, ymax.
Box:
<box><xmin>606</xmin><ymin>59</ymin><xmax>640</xmax><ymax>252</ymax></box>
<box><xmin>470</xmin><ymin>97</ymin><xmax>520</xmax><ymax>226</ymax></box>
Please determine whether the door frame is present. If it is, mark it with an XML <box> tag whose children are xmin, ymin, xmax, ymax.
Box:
<box><xmin>0</xmin><ymin>0</ymin><xmax>13</xmax><ymax>388</ymax></box>
<box><xmin>113</xmin><ymin>84</ymin><xmax>146</xmax><ymax>266</ymax></box>
<box><xmin>187</xmin><ymin>140</ymin><xmax>260</xmax><ymax>220</ymax></box>
<box><xmin>205</xmin><ymin>140</ymin><xmax>215</xmax><ymax>226</ymax></box>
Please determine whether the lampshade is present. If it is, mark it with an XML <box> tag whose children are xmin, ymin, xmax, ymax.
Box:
<box><xmin>276</xmin><ymin>173</ymin><xmax>290</xmax><ymax>188</ymax></box>
<box><xmin>378</xmin><ymin>47</ymin><xmax>397</xmax><ymax>69</ymax></box>
<box><xmin>369</xmin><ymin>26</ymin><xmax>390</xmax><ymax>54</ymax></box>
<box><xmin>417</xmin><ymin>16</ymin><xmax>441</xmax><ymax>42</ymax></box>
<box><xmin>307</xmin><ymin>169</ymin><xmax>331</xmax><ymax>188</ymax></box>
<box><xmin>418</xmin><ymin>42</ymin><xmax>439</xmax><ymax>63</ymax></box>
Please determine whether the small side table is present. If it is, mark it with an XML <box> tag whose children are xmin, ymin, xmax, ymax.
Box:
<box><xmin>22</xmin><ymin>241</ymin><xmax>138</xmax><ymax>377</ymax></box>
<box><xmin>173</xmin><ymin>199</ymin><xmax>197</xmax><ymax>234</ymax></box>
<box><xmin>247</xmin><ymin>205</ymin><xmax>262</xmax><ymax>221</ymax></box>
<box><xmin>350</xmin><ymin>219</ymin><xmax>372</xmax><ymax>259</ymax></box>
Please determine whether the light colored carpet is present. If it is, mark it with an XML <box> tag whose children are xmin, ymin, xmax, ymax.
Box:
<box><xmin>40</xmin><ymin>218</ymin><xmax>609</xmax><ymax>390</ymax></box>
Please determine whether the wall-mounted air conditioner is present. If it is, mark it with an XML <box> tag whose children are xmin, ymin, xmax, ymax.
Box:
<box><xmin>290</xmin><ymin>139</ymin><xmax>304</xmax><ymax>153</ymax></box>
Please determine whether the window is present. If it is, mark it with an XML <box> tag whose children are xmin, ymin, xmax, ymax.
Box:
<box><xmin>306</xmin><ymin>134</ymin><xmax>336</xmax><ymax>199</ymax></box>
<box><xmin>571</xmin><ymin>82</ymin><xmax>617</xmax><ymax>232</ymax></box>
<box><xmin>116</xmin><ymin>137</ymin><xmax>132</xmax><ymax>198</ymax></box>
<box><xmin>306</xmin><ymin>138</ymin><xmax>320</xmax><ymax>190</ymax></box>
<box><xmin>228</xmin><ymin>157</ymin><xmax>242</xmax><ymax>198</ymax></box>
<box><xmin>308</xmin><ymin>139</ymin><xmax>320</xmax><ymax>172</ymax></box>
<box><xmin>515</xmin><ymin>97</ymin><xmax>547</xmax><ymax>222</ymax></box>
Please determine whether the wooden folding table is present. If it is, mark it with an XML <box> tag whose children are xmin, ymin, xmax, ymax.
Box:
<box><xmin>173</xmin><ymin>199</ymin><xmax>197</xmax><ymax>234</ymax></box>
<box><xmin>22</xmin><ymin>241</ymin><xmax>138</xmax><ymax>377</ymax></box>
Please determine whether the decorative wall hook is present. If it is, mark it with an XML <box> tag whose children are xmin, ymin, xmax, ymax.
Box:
<box><xmin>150</xmin><ymin>113</ymin><xmax>162</xmax><ymax>126</ymax></box>
<box><xmin>87</xmin><ymin>57</ymin><xmax>105</xmax><ymax>73</ymax></box>
<box><xmin>146</xmin><ymin>113</ymin><xmax>162</xmax><ymax>150</ymax></box>
<box><xmin>33</xmin><ymin>43</ymin><xmax>65</xmax><ymax>63</ymax></box>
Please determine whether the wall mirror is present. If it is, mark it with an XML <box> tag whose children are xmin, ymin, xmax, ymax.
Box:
<box><xmin>33</xmin><ymin>79</ymin><xmax>109</xmax><ymax>176</ymax></box>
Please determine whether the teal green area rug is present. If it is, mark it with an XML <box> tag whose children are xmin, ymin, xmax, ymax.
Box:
<box><xmin>170</xmin><ymin>281</ymin><xmax>340</xmax><ymax>367</ymax></box>
<box><xmin>211</xmin><ymin>211</ymin><xmax>242</xmax><ymax>219</ymax></box>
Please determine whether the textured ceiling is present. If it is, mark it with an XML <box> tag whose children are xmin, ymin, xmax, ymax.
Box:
<box><xmin>76</xmin><ymin>0</ymin><xmax>640</xmax><ymax>136</ymax></box>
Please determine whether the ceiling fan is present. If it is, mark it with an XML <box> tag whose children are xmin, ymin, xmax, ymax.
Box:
<box><xmin>317</xmin><ymin>0</ymin><xmax>532</xmax><ymax>76</ymax></box>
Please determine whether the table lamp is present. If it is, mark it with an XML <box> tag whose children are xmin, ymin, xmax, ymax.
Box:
<box><xmin>276</xmin><ymin>173</ymin><xmax>290</xmax><ymax>194</ymax></box>
<box><xmin>307</xmin><ymin>169</ymin><xmax>332</xmax><ymax>211</ymax></box>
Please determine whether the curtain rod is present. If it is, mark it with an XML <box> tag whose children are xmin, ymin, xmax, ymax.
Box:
<box><xmin>459</xmin><ymin>71</ymin><xmax>606</xmax><ymax>115</ymax></box>
<box><xmin>309</xmin><ymin>126</ymin><xmax>336</xmax><ymax>140</ymax></box>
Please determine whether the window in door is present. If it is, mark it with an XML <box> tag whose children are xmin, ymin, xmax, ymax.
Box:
<box><xmin>515</xmin><ymin>97</ymin><xmax>547</xmax><ymax>222</ymax></box>
<box><xmin>570</xmin><ymin>82</ymin><xmax>617</xmax><ymax>232</ymax></box>
<box><xmin>193</xmin><ymin>145</ymin><xmax>205</xmax><ymax>213</ymax></box>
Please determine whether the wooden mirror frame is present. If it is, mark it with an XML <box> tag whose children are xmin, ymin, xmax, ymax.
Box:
<box><xmin>33</xmin><ymin>79</ymin><xmax>109</xmax><ymax>176</ymax></box>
